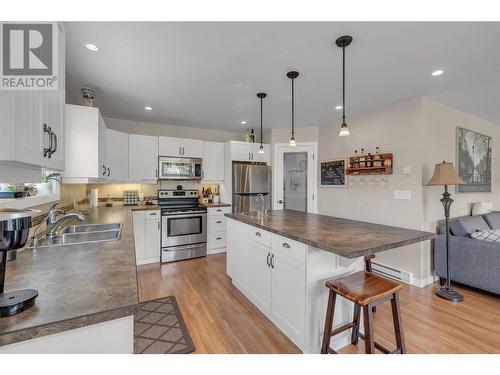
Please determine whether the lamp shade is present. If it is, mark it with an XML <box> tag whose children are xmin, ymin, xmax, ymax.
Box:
<box><xmin>425</xmin><ymin>161</ymin><xmax>464</xmax><ymax>186</ymax></box>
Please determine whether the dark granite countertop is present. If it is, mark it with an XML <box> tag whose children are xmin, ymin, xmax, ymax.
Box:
<box><xmin>225</xmin><ymin>210</ymin><xmax>436</xmax><ymax>259</ymax></box>
<box><xmin>0</xmin><ymin>206</ymin><xmax>139</xmax><ymax>347</ymax></box>
<box><xmin>202</xmin><ymin>202</ymin><xmax>231</xmax><ymax>208</ymax></box>
<box><xmin>130</xmin><ymin>204</ymin><xmax>160</xmax><ymax>211</ymax></box>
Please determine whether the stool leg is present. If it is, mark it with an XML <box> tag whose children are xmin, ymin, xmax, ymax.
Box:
<box><xmin>321</xmin><ymin>290</ymin><xmax>337</xmax><ymax>354</ymax></box>
<box><xmin>364</xmin><ymin>258</ymin><xmax>376</xmax><ymax>313</ymax></box>
<box><xmin>390</xmin><ymin>293</ymin><xmax>406</xmax><ymax>354</ymax></box>
<box><xmin>363</xmin><ymin>304</ymin><xmax>375</xmax><ymax>354</ymax></box>
<box><xmin>351</xmin><ymin>303</ymin><xmax>361</xmax><ymax>345</ymax></box>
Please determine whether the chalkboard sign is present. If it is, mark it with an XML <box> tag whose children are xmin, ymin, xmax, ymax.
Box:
<box><xmin>320</xmin><ymin>159</ymin><xmax>346</xmax><ymax>187</ymax></box>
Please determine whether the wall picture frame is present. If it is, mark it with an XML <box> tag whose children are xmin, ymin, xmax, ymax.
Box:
<box><xmin>320</xmin><ymin>158</ymin><xmax>346</xmax><ymax>187</ymax></box>
<box><xmin>456</xmin><ymin>127</ymin><xmax>492</xmax><ymax>193</ymax></box>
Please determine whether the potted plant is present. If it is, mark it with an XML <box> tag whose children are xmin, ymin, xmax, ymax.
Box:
<box><xmin>37</xmin><ymin>172</ymin><xmax>61</xmax><ymax>195</ymax></box>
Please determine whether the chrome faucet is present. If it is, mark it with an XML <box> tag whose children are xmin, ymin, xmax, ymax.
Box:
<box><xmin>256</xmin><ymin>194</ymin><xmax>266</xmax><ymax>216</ymax></box>
<box><xmin>46</xmin><ymin>203</ymin><xmax>86</xmax><ymax>237</ymax></box>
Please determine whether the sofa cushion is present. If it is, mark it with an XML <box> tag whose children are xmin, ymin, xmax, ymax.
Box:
<box><xmin>483</xmin><ymin>212</ymin><xmax>500</xmax><ymax>229</ymax></box>
<box><xmin>471</xmin><ymin>229</ymin><xmax>500</xmax><ymax>243</ymax></box>
<box><xmin>449</xmin><ymin>216</ymin><xmax>490</xmax><ymax>237</ymax></box>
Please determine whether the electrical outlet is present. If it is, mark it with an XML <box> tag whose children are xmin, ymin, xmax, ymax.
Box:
<box><xmin>394</xmin><ymin>190</ymin><xmax>411</xmax><ymax>200</ymax></box>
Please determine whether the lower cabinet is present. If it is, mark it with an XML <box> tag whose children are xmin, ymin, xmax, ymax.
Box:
<box><xmin>206</xmin><ymin>206</ymin><xmax>231</xmax><ymax>254</ymax></box>
<box><xmin>226</xmin><ymin>218</ymin><xmax>248</xmax><ymax>289</ymax></box>
<box><xmin>247</xmin><ymin>239</ymin><xmax>273</xmax><ymax>314</ymax></box>
<box><xmin>132</xmin><ymin>210</ymin><xmax>161</xmax><ymax>265</ymax></box>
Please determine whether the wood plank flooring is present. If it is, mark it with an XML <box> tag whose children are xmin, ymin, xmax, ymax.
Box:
<box><xmin>137</xmin><ymin>253</ymin><xmax>500</xmax><ymax>354</ymax></box>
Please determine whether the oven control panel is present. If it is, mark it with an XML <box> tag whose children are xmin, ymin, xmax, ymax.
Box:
<box><xmin>158</xmin><ymin>189</ymin><xmax>199</xmax><ymax>198</ymax></box>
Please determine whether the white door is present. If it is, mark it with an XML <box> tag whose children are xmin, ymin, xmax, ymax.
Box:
<box><xmin>129</xmin><ymin>134</ymin><xmax>158</xmax><ymax>181</ymax></box>
<box><xmin>230</xmin><ymin>142</ymin><xmax>250</xmax><ymax>162</ymax></box>
<box><xmin>11</xmin><ymin>91</ymin><xmax>44</xmax><ymax>167</ymax></box>
<box><xmin>274</xmin><ymin>143</ymin><xmax>317</xmax><ymax>213</ymax></box>
<box><xmin>158</xmin><ymin>136</ymin><xmax>182</xmax><ymax>157</ymax></box>
<box><xmin>145</xmin><ymin>218</ymin><xmax>161</xmax><ymax>260</ymax></box>
<box><xmin>247</xmin><ymin>239</ymin><xmax>272</xmax><ymax>314</ymax></box>
<box><xmin>106</xmin><ymin>129</ymin><xmax>129</xmax><ymax>180</ymax></box>
<box><xmin>181</xmin><ymin>138</ymin><xmax>203</xmax><ymax>158</ymax></box>
<box><xmin>271</xmin><ymin>252</ymin><xmax>306</xmax><ymax>345</ymax></box>
<box><xmin>202</xmin><ymin>141</ymin><xmax>224</xmax><ymax>181</ymax></box>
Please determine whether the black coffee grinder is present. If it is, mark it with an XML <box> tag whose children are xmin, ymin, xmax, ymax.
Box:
<box><xmin>0</xmin><ymin>209</ymin><xmax>38</xmax><ymax>317</ymax></box>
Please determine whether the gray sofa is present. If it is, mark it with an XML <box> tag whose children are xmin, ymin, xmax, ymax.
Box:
<box><xmin>435</xmin><ymin>212</ymin><xmax>500</xmax><ymax>295</ymax></box>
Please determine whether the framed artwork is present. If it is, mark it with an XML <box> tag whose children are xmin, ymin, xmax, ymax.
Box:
<box><xmin>456</xmin><ymin>127</ymin><xmax>492</xmax><ymax>193</ymax></box>
<box><xmin>320</xmin><ymin>158</ymin><xmax>346</xmax><ymax>187</ymax></box>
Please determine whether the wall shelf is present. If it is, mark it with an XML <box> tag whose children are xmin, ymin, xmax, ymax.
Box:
<box><xmin>347</xmin><ymin>152</ymin><xmax>393</xmax><ymax>175</ymax></box>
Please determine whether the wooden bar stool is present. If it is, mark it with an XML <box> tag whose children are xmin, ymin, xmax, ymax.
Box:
<box><xmin>321</xmin><ymin>271</ymin><xmax>406</xmax><ymax>354</ymax></box>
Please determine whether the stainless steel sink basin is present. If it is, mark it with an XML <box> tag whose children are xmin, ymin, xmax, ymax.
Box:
<box><xmin>29</xmin><ymin>223</ymin><xmax>122</xmax><ymax>248</ymax></box>
<box><xmin>62</xmin><ymin>223</ymin><xmax>121</xmax><ymax>234</ymax></box>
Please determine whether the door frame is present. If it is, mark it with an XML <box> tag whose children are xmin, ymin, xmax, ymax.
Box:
<box><xmin>273</xmin><ymin>142</ymin><xmax>318</xmax><ymax>213</ymax></box>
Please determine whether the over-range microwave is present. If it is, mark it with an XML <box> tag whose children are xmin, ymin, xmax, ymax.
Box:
<box><xmin>158</xmin><ymin>157</ymin><xmax>203</xmax><ymax>180</ymax></box>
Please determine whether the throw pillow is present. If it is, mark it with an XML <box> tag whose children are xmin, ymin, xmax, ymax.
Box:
<box><xmin>471</xmin><ymin>229</ymin><xmax>500</xmax><ymax>243</ymax></box>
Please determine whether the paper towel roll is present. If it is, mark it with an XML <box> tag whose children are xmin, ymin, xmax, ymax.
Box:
<box><xmin>90</xmin><ymin>189</ymin><xmax>99</xmax><ymax>207</ymax></box>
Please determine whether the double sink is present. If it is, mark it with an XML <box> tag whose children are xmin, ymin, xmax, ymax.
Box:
<box><xmin>33</xmin><ymin>223</ymin><xmax>122</xmax><ymax>248</ymax></box>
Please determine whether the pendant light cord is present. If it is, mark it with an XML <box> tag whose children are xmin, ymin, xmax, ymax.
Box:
<box><xmin>342</xmin><ymin>46</ymin><xmax>346</xmax><ymax>125</ymax></box>
<box><xmin>260</xmin><ymin>96</ymin><xmax>263</xmax><ymax>147</ymax></box>
<box><xmin>291</xmin><ymin>78</ymin><xmax>295</xmax><ymax>138</ymax></box>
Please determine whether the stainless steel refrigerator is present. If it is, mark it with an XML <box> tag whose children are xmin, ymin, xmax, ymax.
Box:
<box><xmin>232</xmin><ymin>162</ymin><xmax>272</xmax><ymax>213</ymax></box>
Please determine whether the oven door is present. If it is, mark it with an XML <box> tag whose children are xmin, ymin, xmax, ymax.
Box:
<box><xmin>162</xmin><ymin>212</ymin><xmax>207</xmax><ymax>247</ymax></box>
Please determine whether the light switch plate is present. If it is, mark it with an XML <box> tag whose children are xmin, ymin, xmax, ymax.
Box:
<box><xmin>403</xmin><ymin>165</ymin><xmax>411</xmax><ymax>175</ymax></box>
<box><xmin>394</xmin><ymin>190</ymin><xmax>411</xmax><ymax>200</ymax></box>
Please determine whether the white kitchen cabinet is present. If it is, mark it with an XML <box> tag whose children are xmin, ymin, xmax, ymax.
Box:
<box><xmin>105</xmin><ymin>128</ymin><xmax>129</xmax><ymax>180</ymax></box>
<box><xmin>227</xmin><ymin>141</ymin><xmax>271</xmax><ymax>164</ymax></box>
<box><xmin>225</xmin><ymin>218</ymin><xmax>248</xmax><ymax>290</ymax></box>
<box><xmin>158</xmin><ymin>136</ymin><xmax>202</xmax><ymax>158</ymax></box>
<box><xmin>247</xmin><ymin>239</ymin><xmax>273</xmax><ymax>314</ymax></box>
<box><xmin>129</xmin><ymin>134</ymin><xmax>159</xmax><ymax>181</ymax></box>
<box><xmin>271</xmin><ymin>251</ymin><xmax>306</xmax><ymax>346</ymax></box>
<box><xmin>132</xmin><ymin>210</ymin><xmax>160</xmax><ymax>265</ymax></box>
<box><xmin>62</xmin><ymin>105</ymin><xmax>106</xmax><ymax>181</ymax></box>
<box><xmin>0</xmin><ymin>23</ymin><xmax>65</xmax><ymax>171</ymax></box>
<box><xmin>202</xmin><ymin>141</ymin><xmax>225</xmax><ymax>182</ymax></box>
<box><xmin>206</xmin><ymin>206</ymin><xmax>231</xmax><ymax>254</ymax></box>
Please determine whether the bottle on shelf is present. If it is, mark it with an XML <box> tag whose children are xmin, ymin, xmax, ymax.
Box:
<box><xmin>367</xmin><ymin>153</ymin><xmax>372</xmax><ymax>167</ymax></box>
<box><xmin>250</xmin><ymin>129</ymin><xmax>255</xmax><ymax>143</ymax></box>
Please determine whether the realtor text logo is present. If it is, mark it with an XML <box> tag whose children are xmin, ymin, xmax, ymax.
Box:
<box><xmin>1</xmin><ymin>23</ymin><xmax>58</xmax><ymax>90</ymax></box>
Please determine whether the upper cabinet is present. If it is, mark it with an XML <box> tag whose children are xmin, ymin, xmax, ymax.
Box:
<box><xmin>228</xmin><ymin>141</ymin><xmax>270</xmax><ymax>164</ymax></box>
<box><xmin>105</xmin><ymin>128</ymin><xmax>129</xmax><ymax>180</ymax></box>
<box><xmin>202</xmin><ymin>141</ymin><xmax>225</xmax><ymax>182</ymax></box>
<box><xmin>0</xmin><ymin>23</ymin><xmax>65</xmax><ymax>171</ymax></box>
<box><xmin>129</xmin><ymin>134</ymin><xmax>158</xmax><ymax>181</ymax></box>
<box><xmin>159</xmin><ymin>136</ymin><xmax>202</xmax><ymax>158</ymax></box>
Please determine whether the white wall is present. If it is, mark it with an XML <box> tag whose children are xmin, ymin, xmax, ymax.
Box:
<box><xmin>318</xmin><ymin>97</ymin><xmax>500</xmax><ymax>285</ymax></box>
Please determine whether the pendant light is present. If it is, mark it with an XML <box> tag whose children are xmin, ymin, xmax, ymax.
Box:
<box><xmin>256</xmin><ymin>93</ymin><xmax>267</xmax><ymax>154</ymax></box>
<box><xmin>336</xmin><ymin>35</ymin><xmax>352</xmax><ymax>137</ymax></box>
<box><xmin>287</xmin><ymin>71</ymin><xmax>299</xmax><ymax>147</ymax></box>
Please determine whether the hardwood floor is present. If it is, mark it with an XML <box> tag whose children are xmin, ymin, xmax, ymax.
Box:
<box><xmin>137</xmin><ymin>253</ymin><xmax>500</xmax><ymax>354</ymax></box>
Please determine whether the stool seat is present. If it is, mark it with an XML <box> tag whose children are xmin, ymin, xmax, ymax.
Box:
<box><xmin>326</xmin><ymin>271</ymin><xmax>402</xmax><ymax>306</ymax></box>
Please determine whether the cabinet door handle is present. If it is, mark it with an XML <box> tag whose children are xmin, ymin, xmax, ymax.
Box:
<box><xmin>102</xmin><ymin>165</ymin><xmax>106</xmax><ymax>176</ymax></box>
<box><xmin>270</xmin><ymin>254</ymin><xmax>274</xmax><ymax>269</ymax></box>
<box><xmin>48</xmin><ymin>131</ymin><xmax>57</xmax><ymax>158</ymax></box>
<box><xmin>266</xmin><ymin>252</ymin><xmax>271</xmax><ymax>267</ymax></box>
<box><xmin>216</xmin><ymin>209</ymin><xmax>222</xmax><ymax>212</ymax></box>
<box><xmin>179</xmin><ymin>146</ymin><xmax>181</xmax><ymax>155</ymax></box>
<box><xmin>155</xmin><ymin>169</ymin><xmax>158</xmax><ymax>178</ymax></box>
<box><xmin>43</xmin><ymin>124</ymin><xmax>52</xmax><ymax>157</ymax></box>
<box><xmin>282</xmin><ymin>242</ymin><xmax>291</xmax><ymax>249</ymax></box>
<box><xmin>216</xmin><ymin>237</ymin><xmax>222</xmax><ymax>240</ymax></box>
<box><xmin>216</xmin><ymin>220</ymin><xmax>222</xmax><ymax>224</ymax></box>
<box><xmin>158</xmin><ymin>221</ymin><xmax>160</xmax><ymax>230</ymax></box>
<box><xmin>182</xmin><ymin>147</ymin><xmax>185</xmax><ymax>155</ymax></box>
<box><xmin>149</xmin><ymin>212</ymin><xmax>157</xmax><ymax>216</ymax></box>
<box><xmin>107</xmin><ymin>167</ymin><xmax>110</xmax><ymax>177</ymax></box>
<box><xmin>255</xmin><ymin>232</ymin><xmax>261</xmax><ymax>237</ymax></box>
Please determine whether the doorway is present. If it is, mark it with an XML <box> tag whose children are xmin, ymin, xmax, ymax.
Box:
<box><xmin>274</xmin><ymin>142</ymin><xmax>317</xmax><ymax>213</ymax></box>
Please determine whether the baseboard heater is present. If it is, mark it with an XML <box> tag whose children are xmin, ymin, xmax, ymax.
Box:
<box><xmin>371</xmin><ymin>262</ymin><xmax>412</xmax><ymax>285</ymax></box>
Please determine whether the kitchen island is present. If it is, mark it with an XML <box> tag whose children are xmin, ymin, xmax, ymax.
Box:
<box><xmin>0</xmin><ymin>206</ymin><xmax>140</xmax><ymax>353</ymax></box>
<box><xmin>225</xmin><ymin>210</ymin><xmax>435</xmax><ymax>353</ymax></box>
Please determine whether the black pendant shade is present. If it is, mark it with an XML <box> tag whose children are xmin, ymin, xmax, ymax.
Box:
<box><xmin>257</xmin><ymin>92</ymin><xmax>267</xmax><ymax>153</ymax></box>
<box><xmin>336</xmin><ymin>35</ymin><xmax>352</xmax><ymax>137</ymax></box>
<box><xmin>287</xmin><ymin>71</ymin><xmax>299</xmax><ymax>147</ymax></box>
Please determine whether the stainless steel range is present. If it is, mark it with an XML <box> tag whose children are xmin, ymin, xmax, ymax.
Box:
<box><xmin>158</xmin><ymin>189</ymin><xmax>207</xmax><ymax>263</ymax></box>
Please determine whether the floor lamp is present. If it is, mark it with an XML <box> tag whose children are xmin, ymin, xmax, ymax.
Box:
<box><xmin>426</xmin><ymin>161</ymin><xmax>465</xmax><ymax>302</ymax></box>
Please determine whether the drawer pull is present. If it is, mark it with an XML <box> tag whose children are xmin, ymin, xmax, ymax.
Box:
<box><xmin>255</xmin><ymin>232</ymin><xmax>262</xmax><ymax>237</ymax></box>
<box><xmin>216</xmin><ymin>221</ymin><xmax>222</xmax><ymax>224</ymax></box>
<box><xmin>149</xmin><ymin>212</ymin><xmax>157</xmax><ymax>215</ymax></box>
<box><xmin>216</xmin><ymin>209</ymin><xmax>222</xmax><ymax>212</ymax></box>
<box><xmin>282</xmin><ymin>242</ymin><xmax>291</xmax><ymax>249</ymax></box>
<box><xmin>216</xmin><ymin>237</ymin><xmax>222</xmax><ymax>240</ymax></box>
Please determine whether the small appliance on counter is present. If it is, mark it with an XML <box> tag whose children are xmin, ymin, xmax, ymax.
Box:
<box><xmin>90</xmin><ymin>188</ymin><xmax>99</xmax><ymax>207</ymax></box>
<box><xmin>0</xmin><ymin>208</ymin><xmax>38</xmax><ymax>317</ymax></box>
<box><xmin>124</xmin><ymin>190</ymin><xmax>139</xmax><ymax>206</ymax></box>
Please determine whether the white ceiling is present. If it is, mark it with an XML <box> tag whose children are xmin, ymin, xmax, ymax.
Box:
<box><xmin>64</xmin><ymin>22</ymin><xmax>500</xmax><ymax>131</ymax></box>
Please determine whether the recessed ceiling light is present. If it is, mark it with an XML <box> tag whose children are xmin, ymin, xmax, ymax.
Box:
<box><xmin>241</xmin><ymin>120</ymin><xmax>247</xmax><ymax>124</ymax></box>
<box><xmin>335</xmin><ymin>105</ymin><xmax>343</xmax><ymax>110</ymax></box>
<box><xmin>85</xmin><ymin>43</ymin><xmax>99</xmax><ymax>52</ymax></box>
<box><xmin>144</xmin><ymin>106</ymin><xmax>152</xmax><ymax>111</ymax></box>
<box><xmin>432</xmin><ymin>70</ymin><xmax>444</xmax><ymax>76</ymax></box>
